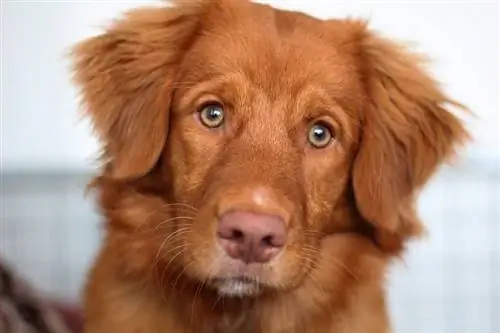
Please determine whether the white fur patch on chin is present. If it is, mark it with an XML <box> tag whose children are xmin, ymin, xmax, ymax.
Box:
<box><xmin>215</xmin><ymin>279</ymin><xmax>260</xmax><ymax>297</ymax></box>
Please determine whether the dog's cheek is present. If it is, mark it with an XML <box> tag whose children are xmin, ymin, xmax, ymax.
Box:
<box><xmin>304</xmin><ymin>153</ymin><xmax>351</xmax><ymax>232</ymax></box>
<box><xmin>270</xmin><ymin>236</ymin><xmax>315</xmax><ymax>289</ymax></box>
<box><xmin>180</xmin><ymin>232</ymin><xmax>221</xmax><ymax>281</ymax></box>
<box><xmin>164</xmin><ymin>122</ymin><xmax>226</xmax><ymax>203</ymax></box>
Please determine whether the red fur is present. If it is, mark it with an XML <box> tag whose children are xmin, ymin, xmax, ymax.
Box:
<box><xmin>70</xmin><ymin>1</ymin><xmax>470</xmax><ymax>332</ymax></box>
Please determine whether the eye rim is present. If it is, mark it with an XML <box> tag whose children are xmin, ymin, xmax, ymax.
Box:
<box><xmin>198</xmin><ymin>102</ymin><xmax>225</xmax><ymax>129</ymax></box>
<box><xmin>307</xmin><ymin>121</ymin><xmax>334</xmax><ymax>148</ymax></box>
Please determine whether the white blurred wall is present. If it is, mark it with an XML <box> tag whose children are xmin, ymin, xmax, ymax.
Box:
<box><xmin>2</xmin><ymin>0</ymin><xmax>499</xmax><ymax>172</ymax></box>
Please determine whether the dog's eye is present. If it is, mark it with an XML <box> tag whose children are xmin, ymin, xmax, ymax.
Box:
<box><xmin>308</xmin><ymin>122</ymin><xmax>333</xmax><ymax>148</ymax></box>
<box><xmin>199</xmin><ymin>103</ymin><xmax>225</xmax><ymax>128</ymax></box>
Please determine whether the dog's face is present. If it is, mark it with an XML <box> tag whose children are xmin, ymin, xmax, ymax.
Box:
<box><xmin>163</xmin><ymin>11</ymin><xmax>365</xmax><ymax>295</ymax></box>
<box><xmin>72</xmin><ymin>0</ymin><xmax>468</xmax><ymax>298</ymax></box>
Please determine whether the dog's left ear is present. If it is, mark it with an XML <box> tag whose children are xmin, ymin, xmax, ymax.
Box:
<box><xmin>350</xmin><ymin>24</ymin><xmax>471</xmax><ymax>251</ymax></box>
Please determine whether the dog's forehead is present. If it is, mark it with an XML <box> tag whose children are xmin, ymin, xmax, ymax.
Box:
<box><xmin>180</xmin><ymin>5</ymin><xmax>362</xmax><ymax>100</ymax></box>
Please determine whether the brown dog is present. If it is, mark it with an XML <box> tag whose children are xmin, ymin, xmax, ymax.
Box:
<box><xmin>70</xmin><ymin>0</ymin><xmax>469</xmax><ymax>332</ymax></box>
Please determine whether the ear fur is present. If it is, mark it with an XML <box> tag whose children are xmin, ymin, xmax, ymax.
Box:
<box><xmin>352</xmin><ymin>26</ymin><xmax>471</xmax><ymax>251</ymax></box>
<box><xmin>70</xmin><ymin>2</ymin><xmax>207</xmax><ymax>179</ymax></box>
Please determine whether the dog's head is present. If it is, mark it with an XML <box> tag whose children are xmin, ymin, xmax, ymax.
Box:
<box><xmin>72</xmin><ymin>0</ymin><xmax>469</xmax><ymax>297</ymax></box>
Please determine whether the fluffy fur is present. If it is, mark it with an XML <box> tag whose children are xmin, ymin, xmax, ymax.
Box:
<box><xmin>70</xmin><ymin>1</ymin><xmax>470</xmax><ymax>332</ymax></box>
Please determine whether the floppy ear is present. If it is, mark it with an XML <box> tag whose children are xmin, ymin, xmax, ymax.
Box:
<box><xmin>352</xmin><ymin>29</ymin><xmax>470</xmax><ymax>251</ymax></box>
<box><xmin>70</xmin><ymin>2</ymin><xmax>205</xmax><ymax>179</ymax></box>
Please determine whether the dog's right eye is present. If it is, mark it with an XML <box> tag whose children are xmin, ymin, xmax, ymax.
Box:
<box><xmin>308</xmin><ymin>122</ymin><xmax>333</xmax><ymax>149</ymax></box>
<box><xmin>198</xmin><ymin>103</ymin><xmax>225</xmax><ymax>128</ymax></box>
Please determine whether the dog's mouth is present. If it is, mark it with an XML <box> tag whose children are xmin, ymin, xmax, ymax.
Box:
<box><xmin>211</xmin><ymin>276</ymin><xmax>262</xmax><ymax>297</ymax></box>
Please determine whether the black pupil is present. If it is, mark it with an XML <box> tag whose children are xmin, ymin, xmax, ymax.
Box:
<box><xmin>313</xmin><ymin>125</ymin><xmax>328</xmax><ymax>141</ymax></box>
<box><xmin>206</xmin><ymin>106</ymin><xmax>222</xmax><ymax>121</ymax></box>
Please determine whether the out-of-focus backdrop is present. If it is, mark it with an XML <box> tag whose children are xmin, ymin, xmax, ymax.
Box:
<box><xmin>1</xmin><ymin>1</ymin><xmax>498</xmax><ymax>332</ymax></box>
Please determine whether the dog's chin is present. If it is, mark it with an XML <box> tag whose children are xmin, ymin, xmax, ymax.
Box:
<box><xmin>212</xmin><ymin>277</ymin><xmax>262</xmax><ymax>297</ymax></box>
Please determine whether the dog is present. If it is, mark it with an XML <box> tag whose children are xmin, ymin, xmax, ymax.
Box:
<box><xmin>70</xmin><ymin>0</ymin><xmax>469</xmax><ymax>332</ymax></box>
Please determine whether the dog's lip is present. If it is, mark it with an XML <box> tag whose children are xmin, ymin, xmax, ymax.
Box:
<box><xmin>211</xmin><ymin>275</ymin><xmax>263</xmax><ymax>297</ymax></box>
<box><xmin>212</xmin><ymin>275</ymin><xmax>257</xmax><ymax>284</ymax></box>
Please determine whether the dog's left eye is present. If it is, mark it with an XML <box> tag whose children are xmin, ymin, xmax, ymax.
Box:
<box><xmin>199</xmin><ymin>103</ymin><xmax>225</xmax><ymax>128</ymax></box>
<box><xmin>308</xmin><ymin>122</ymin><xmax>333</xmax><ymax>148</ymax></box>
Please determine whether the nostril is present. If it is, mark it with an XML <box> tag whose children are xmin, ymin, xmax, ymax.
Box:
<box><xmin>261</xmin><ymin>235</ymin><xmax>274</xmax><ymax>247</ymax></box>
<box><xmin>231</xmin><ymin>229</ymin><xmax>245</xmax><ymax>242</ymax></box>
<box><xmin>218</xmin><ymin>226</ymin><xmax>246</xmax><ymax>243</ymax></box>
<box><xmin>262</xmin><ymin>233</ymin><xmax>286</xmax><ymax>248</ymax></box>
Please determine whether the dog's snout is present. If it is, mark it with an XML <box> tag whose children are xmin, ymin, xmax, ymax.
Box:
<box><xmin>217</xmin><ymin>211</ymin><xmax>287</xmax><ymax>263</ymax></box>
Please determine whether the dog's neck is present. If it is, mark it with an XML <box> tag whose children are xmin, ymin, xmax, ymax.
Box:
<box><xmin>172</xmin><ymin>285</ymin><xmax>389</xmax><ymax>333</ymax></box>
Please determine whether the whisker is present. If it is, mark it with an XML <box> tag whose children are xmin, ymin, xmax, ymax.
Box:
<box><xmin>132</xmin><ymin>202</ymin><xmax>199</xmax><ymax>233</ymax></box>
<box><xmin>151</xmin><ymin>228</ymin><xmax>191</xmax><ymax>272</ymax></box>
<box><xmin>300</xmin><ymin>245</ymin><xmax>359</xmax><ymax>281</ymax></box>
<box><xmin>153</xmin><ymin>216</ymin><xmax>195</xmax><ymax>231</ymax></box>
<box><xmin>155</xmin><ymin>239</ymin><xmax>192</xmax><ymax>286</ymax></box>
<box><xmin>171</xmin><ymin>260</ymin><xmax>196</xmax><ymax>295</ymax></box>
<box><xmin>327</xmin><ymin>256</ymin><xmax>359</xmax><ymax>281</ymax></box>
<box><xmin>159</xmin><ymin>247</ymin><xmax>187</xmax><ymax>290</ymax></box>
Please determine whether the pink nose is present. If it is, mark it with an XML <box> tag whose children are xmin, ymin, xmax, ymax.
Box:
<box><xmin>217</xmin><ymin>211</ymin><xmax>287</xmax><ymax>264</ymax></box>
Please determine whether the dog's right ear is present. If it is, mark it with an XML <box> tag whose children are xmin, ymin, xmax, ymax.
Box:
<box><xmin>70</xmin><ymin>2</ymin><xmax>207</xmax><ymax>179</ymax></box>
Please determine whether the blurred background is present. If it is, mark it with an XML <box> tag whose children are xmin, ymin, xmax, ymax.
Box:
<box><xmin>1</xmin><ymin>1</ymin><xmax>498</xmax><ymax>332</ymax></box>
